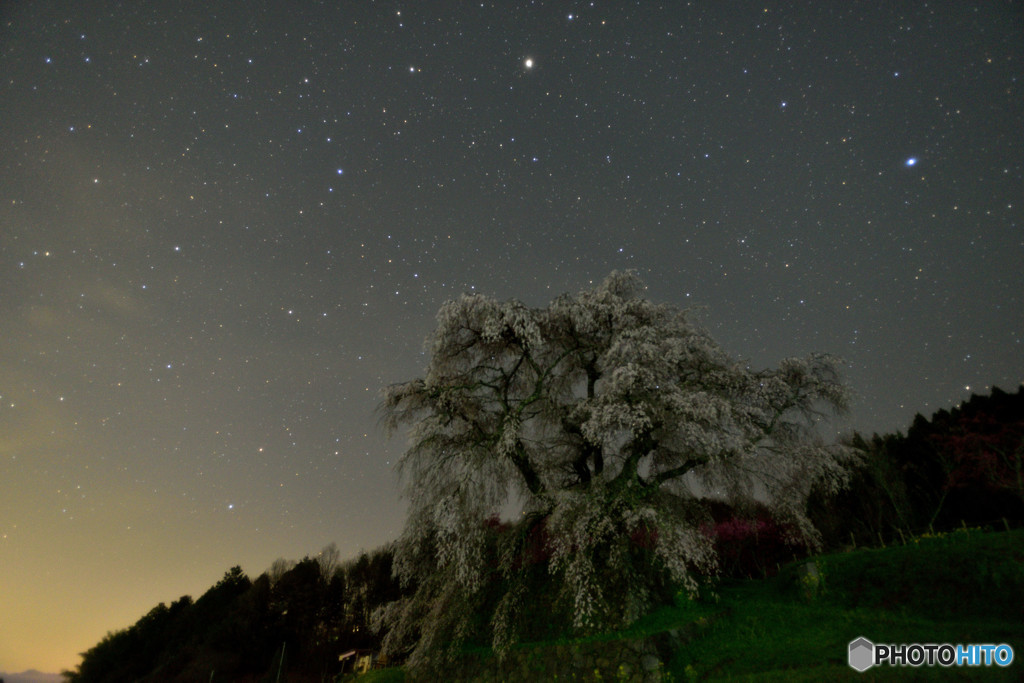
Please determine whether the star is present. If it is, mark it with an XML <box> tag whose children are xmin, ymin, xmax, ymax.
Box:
<box><xmin>3</xmin><ymin>1</ymin><xmax>1020</xmax><ymax>672</ymax></box>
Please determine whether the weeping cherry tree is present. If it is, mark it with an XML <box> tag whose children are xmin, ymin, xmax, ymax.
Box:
<box><xmin>375</xmin><ymin>271</ymin><xmax>853</xmax><ymax>666</ymax></box>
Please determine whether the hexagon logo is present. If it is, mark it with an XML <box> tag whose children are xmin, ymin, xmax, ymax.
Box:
<box><xmin>849</xmin><ymin>637</ymin><xmax>875</xmax><ymax>672</ymax></box>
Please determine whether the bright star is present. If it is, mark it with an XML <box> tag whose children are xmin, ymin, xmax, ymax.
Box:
<box><xmin>905</xmin><ymin>157</ymin><xmax>917</xmax><ymax>167</ymax></box>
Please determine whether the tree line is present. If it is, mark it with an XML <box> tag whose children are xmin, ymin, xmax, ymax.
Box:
<box><xmin>62</xmin><ymin>544</ymin><xmax>401</xmax><ymax>682</ymax></box>
<box><xmin>810</xmin><ymin>384</ymin><xmax>1024</xmax><ymax>548</ymax></box>
<box><xmin>64</xmin><ymin>273</ymin><xmax>1023</xmax><ymax>680</ymax></box>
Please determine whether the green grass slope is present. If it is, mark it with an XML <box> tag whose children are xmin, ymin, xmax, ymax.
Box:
<box><xmin>661</xmin><ymin>527</ymin><xmax>1023</xmax><ymax>681</ymax></box>
<box><xmin>358</xmin><ymin>528</ymin><xmax>1024</xmax><ymax>681</ymax></box>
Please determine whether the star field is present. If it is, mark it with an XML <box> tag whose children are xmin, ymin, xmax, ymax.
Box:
<box><xmin>1</xmin><ymin>1</ymin><xmax>1022</xmax><ymax>672</ymax></box>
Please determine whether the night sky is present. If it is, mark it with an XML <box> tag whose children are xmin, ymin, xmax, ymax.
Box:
<box><xmin>2</xmin><ymin>1</ymin><xmax>1022</xmax><ymax>672</ymax></box>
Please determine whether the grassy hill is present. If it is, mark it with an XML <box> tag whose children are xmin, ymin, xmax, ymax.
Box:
<box><xmin>360</xmin><ymin>526</ymin><xmax>1024</xmax><ymax>681</ymax></box>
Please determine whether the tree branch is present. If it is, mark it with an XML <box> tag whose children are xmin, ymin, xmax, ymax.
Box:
<box><xmin>511</xmin><ymin>440</ymin><xmax>544</xmax><ymax>496</ymax></box>
<box><xmin>645</xmin><ymin>456</ymin><xmax>704</xmax><ymax>488</ymax></box>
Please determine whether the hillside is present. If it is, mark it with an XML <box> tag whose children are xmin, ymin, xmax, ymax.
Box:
<box><xmin>0</xmin><ymin>672</ymin><xmax>63</xmax><ymax>683</ymax></box>
<box><xmin>364</xmin><ymin>527</ymin><xmax>1023</xmax><ymax>681</ymax></box>
<box><xmin>63</xmin><ymin>386</ymin><xmax>1024</xmax><ymax>681</ymax></box>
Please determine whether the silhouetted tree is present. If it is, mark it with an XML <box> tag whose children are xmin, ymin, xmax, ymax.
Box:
<box><xmin>267</xmin><ymin>557</ymin><xmax>295</xmax><ymax>586</ymax></box>
<box><xmin>271</xmin><ymin>557</ymin><xmax>326</xmax><ymax>668</ymax></box>
<box><xmin>808</xmin><ymin>432</ymin><xmax>912</xmax><ymax>547</ymax></box>
<box><xmin>317</xmin><ymin>541</ymin><xmax>342</xmax><ymax>579</ymax></box>
<box><xmin>810</xmin><ymin>386</ymin><xmax>1024</xmax><ymax>548</ymax></box>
